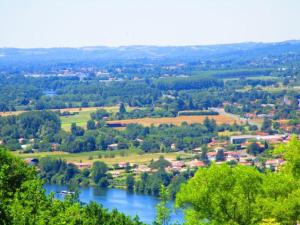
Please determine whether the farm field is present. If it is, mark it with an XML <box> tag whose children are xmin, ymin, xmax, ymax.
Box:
<box><xmin>0</xmin><ymin>106</ymin><xmax>136</xmax><ymax>131</ymax></box>
<box><xmin>60</xmin><ymin>106</ymin><xmax>137</xmax><ymax>131</ymax></box>
<box><xmin>107</xmin><ymin>114</ymin><xmax>240</xmax><ymax>127</ymax></box>
<box><xmin>14</xmin><ymin>150</ymin><xmax>193</xmax><ymax>166</ymax></box>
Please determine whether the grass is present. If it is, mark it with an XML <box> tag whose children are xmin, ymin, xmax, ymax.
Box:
<box><xmin>60</xmin><ymin>106</ymin><xmax>137</xmax><ymax>131</ymax></box>
<box><xmin>61</xmin><ymin>110</ymin><xmax>94</xmax><ymax>130</ymax></box>
<box><xmin>14</xmin><ymin>150</ymin><xmax>193</xmax><ymax>166</ymax></box>
<box><xmin>107</xmin><ymin>114</ymin><xmax>240</xmax><ymax>127</ymax></box>
<box><xmin>218</xmin><ymin>131</ymin><xmax>241</xmax><ymax>137</ymax></box>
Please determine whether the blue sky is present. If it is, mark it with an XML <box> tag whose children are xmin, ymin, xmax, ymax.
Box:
<box><xmin>0</xmin><ymin>0</ymin><xmax>300</xmax><ymax>48</ymax></box>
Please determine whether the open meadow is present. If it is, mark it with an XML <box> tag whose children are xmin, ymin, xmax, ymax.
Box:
<box><xmin>14</xmin><ymin>150</ymin><xmax>193</xmax><ymax>166</ymax></box>
<box><xmin>107</xmin><ymin>114</ymin><xmax>241</xmax><ymax>127</ymax></box>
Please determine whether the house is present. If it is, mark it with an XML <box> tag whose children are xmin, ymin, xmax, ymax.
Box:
<box><xmin>224</xmin><ymin>151</ymin><xmax>240</xmax><ymax>159</ymax></box>
<box><xmin>108</xmin><ymin>143</ymin><xmax>118</xmax><ymax>150</ymax></box>
<box><xmin>171</xmin><ymin>143</ymin><xmax>176</xmax><ymax>150</ymax></box>
<box><xmin>111</xmin><ymin>171</ymin><xmax>121</xmax><ymax>178</ymax></box>
<box><xmin>244</xmin><ymin>113</ymin><xmax>256</xmax><ymax>119</ymax></box>
<box><xmin>187</xmin><ymin>160</ymin><xmax>205</xmax><ymax>168</ymax></box>
<box><xmin>257</xmin><ymin>135</ymin><xmax>286</xmax><ymax>144</ymax></box>
<box><xmin>21</xmin><ymin>144</ymin><xmax>31</xmax><ymax>150</ymax></box>
<box><xmin>133</xmin><ymin>165</ymin><xmax>151</xmax><ymax>174</ymax></box>
<box><xmin>72</xmin><ymin>162</ymin><xmax>92</xmax><ymax>169</ymax></box>
<box><xmin>118</xmin><ymin>162</ymin><xmax>127</xmax><ymax>168</ymax></box>
<box><xmin>230</xmin><ymin>135</ymin><xmax>258</xmax><ymax>144</ymax></box>
<box><xmin>265</xmin><ymin>159</ymin><xmax>284</xmax><ymax>171</ymax></box>
<box><xmin>171</xmin><ymin>160</ymin><xmax>185</xmax><ymax>168</ymax></box>
<box><xmin>192</xmin><ymin>147</ymin><xmax>202</xmax><ymax>153</ymax></box>
<box><xmin>24</xmin><ymin>158</ymin><xmax>39</xmax><ymax>166</ymax></box>
<box><xmin>51</xmin><ymin>143</ymin><xmax>60</xmax><ymax>151</ymax></box>
<box><xmin>18</xmin><ymin>138</ymin><xmax>26</xmax><ymax>144</ymax></box>
<box><xmin>207</xmin><ymin>151</ymin><xmax>217</xmax><ymax>161</ymax></box>
<box><xmin>136</xmin><ymin>138</ymin><xmax>144</xmax><ymax>143</ymax></box>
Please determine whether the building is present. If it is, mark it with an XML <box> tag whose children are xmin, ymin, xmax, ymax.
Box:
<box><xmin>230</xmin><ymin>135</ymin><xmax>258</xmax><ymax>144</ymax></box>
<box><xmin>171</xmin><ymin>143</ymin><xmax>176</xmax><ymax>150</ymax></box>
<box><xmin>207</xmin><ymin>151</ymin><xmax>217</xmax><ymax>161</ymax></box>
<box><xmin>187</xmin><ymin>160</ymin><xmax>205</xmax><ymax>168</ymax></box>
<box><xmin>265</xmin><ymin>159</ymin><xmax>284</xmax><ymax>171</ymax></box>
<box><xmin>108</xmin><ymin>143</ymin><xmax>118</xmax><ymax>150</ymax></box>
<box><xmin>72</xmin><ymin>162</ymin><xmax>92</xmax><ymax>169</ymax></box>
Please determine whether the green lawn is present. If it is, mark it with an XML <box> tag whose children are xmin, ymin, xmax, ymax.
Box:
<box><xmin>60</xmin><ymin>106</ymin><xmax>136</xmax><ymax>131</ymax></box>
<box><xmin>14</xmin><ymin>150</ymin><xmax>193</xmax><ymax>166</ymax></box>
<box><xmin>61</xmin><ymin>110</ymin><xmax>93</xmax><ymax>130</ymax></box>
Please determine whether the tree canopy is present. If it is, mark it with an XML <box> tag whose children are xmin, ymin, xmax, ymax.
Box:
<box><xmin>0</xmin><ymin>146</ymin><xmax>144</xmax><ymax>225</ymax></box>
<box><xmin>176</xmin><ymin>138</ymin><xmax>300</xmax><ymax>225</ymax></box>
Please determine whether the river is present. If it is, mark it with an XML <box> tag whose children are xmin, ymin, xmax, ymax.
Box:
<box><xmin>44</xmin><ymin>184</ymin><xmax>184</xmax><ymax>224</ymax></box>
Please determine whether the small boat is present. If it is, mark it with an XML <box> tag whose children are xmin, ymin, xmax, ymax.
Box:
<box><xmin>60</xmin><ymin>190</ymin><xmax>75</xmax><ymax>195</ymax></box>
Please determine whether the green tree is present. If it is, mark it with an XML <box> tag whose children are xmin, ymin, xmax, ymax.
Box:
<box><xmin>215</xmin><ymin>149</ymin><xmax>225</xmax><ymax>161</ymax></box>
<box><xmin>119</xmin><ymin>102</ymin><xmax>127</xmax><ymax>114</ymax></box>
<box><xmin>155</xmin><ymin>185</ymin><xmax>171</xmax><ymax>225</ymax></box>
<box><xmin>176</xmin><ymin>164</ymin><xmax>264</xmax><ymax>225</ymax></box>
<box><xmin>91</xmin><ymin>161</ymin><xmax>108</xmax><ymax>185</ymax></box>
<box><xmin>126</xmin><ymin>174</ymin><xmax>135</xmax><ymax>192</ymax></box>
<box><xmin>247</xmin><ymin>142</ymin><xmax>262</xmax><ymax>156</ymax></box>
<box><xmin>0</xmin><ymin>147</ymin><xmax>144</xmax><ymax>225</ymax></box>
<box><xmin>87</xmin><ymin>120</ymin><xmax>96</xmax><ymax>130</ymax></box>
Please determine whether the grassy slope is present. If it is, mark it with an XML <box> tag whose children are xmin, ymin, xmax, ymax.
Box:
<box><xmin>14</xmin><ymin>150</ymin><xmax>193</xmax><ymax>166</ymax></box>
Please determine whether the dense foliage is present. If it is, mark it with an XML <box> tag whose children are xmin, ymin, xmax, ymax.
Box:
<box><xmin>0</xmin><ymin>146</ymin><xmax>144</xmax><ymax>225</ymax></box>
<box><xmin>176</xmin><ymin>137</ymin><xmax>300</xmax><ymax>225</ymax></box>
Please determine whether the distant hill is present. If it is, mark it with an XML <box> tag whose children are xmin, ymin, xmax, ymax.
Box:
<box><xmin>1</xmin><ymin>40</ymin><xmax>300</xmax><ymax>66</ymax></box>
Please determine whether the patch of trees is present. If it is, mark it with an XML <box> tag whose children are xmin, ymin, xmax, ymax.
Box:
<box><xmin>39</xmin><ymin>158</ymin><xmax>111</xmax><ymax>187</ymax></box>
<box><xmin>0</xmin><ymin>111</ymin><xmax>61</xmax><ymax>150</ymax></box>
<box><xmin>176</xmin><ymin>137</ymin><xmax>300</xmax><ymax>225</ymax></box>
<box><xmin>0</xmin><ymin>146</ymin><xmax>144</xmax><ymax>225</ymax></box>
<box><xmin>155</xmin><ymin>77</ymin><xmax>224</xmax><ymax>91</ymax></box>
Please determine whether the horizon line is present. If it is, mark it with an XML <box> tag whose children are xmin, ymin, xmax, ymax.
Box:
<box><xmin>1</xmin><ymin>39</ymin><xmax>300</xmax><ymax>50</ymax></box>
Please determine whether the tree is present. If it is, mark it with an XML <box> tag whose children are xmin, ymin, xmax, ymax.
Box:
<box><xmin>215</xmin><ymin>149</ymin><xmax>225</xmax><ymax>161</ymax></box>
<box><xmin>275</xmin><ymin>135</ymin><xmax>300</xmax><ymax>178</ymax></box>
<box><xmin>261</xmin><ymin>118</ymin><xmax>272</xmax><ymax>133</ymax></box>
<box><xmin>176</xmin><ymin>138</ymin><xmax>300</xmax><ymax>225</ymax></box>
<box><xmin>87</xmin><ymin>120</ymin><xmax>96</xmax><ymax>130</ymax></box>
<box><xmin>126</xmin><ymin>174</ymin><xmax>135</xmax><ymax>192</ymax></box>
<box><xmin>1</xmin><ymin>147</ymin><xmax>144</xmax><ymax>225</ymax></box>
<box><xmin>91</xmin><ymin>161</ymin><xmax>108</xmax><ymax>184</ymax></box>
<box><xmin>149</xmin><ymin>156</ymin><xmax>171</xmax><ymax>170</ymax></box>
<box><xmin>155</xmin><ymin>185</ymin><xmax>170</xmax><ymax>225</ymax></box>
<box><xmin>247</xmin><ymin>142</ymin><xmax>262</xmax><ymax>156</ymax></box>
<box><xmin>176</xmin><ymin>164</ymin><xmax>264</xmax><ymax>225</ymax></box>
<box><xmin>119</xmin><ymin>102</ymin><xmax>127</xmax><ymax>114</ymax></box>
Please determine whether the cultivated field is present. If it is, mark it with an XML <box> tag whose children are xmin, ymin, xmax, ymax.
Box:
<box><xmin>107</xmin><ymin>115</ymin><xmax>240</xmax><ymax>127</ymax></box>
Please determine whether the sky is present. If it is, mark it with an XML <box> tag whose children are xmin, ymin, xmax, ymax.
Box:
<box><xmin>0</xmin><ymin>0</ymin><xmax>300</xmax><ymax>48</ymax></box>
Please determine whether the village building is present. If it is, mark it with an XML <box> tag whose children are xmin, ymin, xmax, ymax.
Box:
<box><xmin>72</xmin><ymin>162</ymin><xmax>92</xmax><ymax>169</ymax></box>
<box><xmin>170</xmin><ymin>143</ymin><xmax>176</xmax><ymax>150</ymax></box>
<box><xmin>187</xmin><ymin>159</ymin><xmax>205</xmax><ymax>168</ymax></box>
<box><xmin>108</xmin><ymin>143</ymin><xmax>118</xmax><ymax>150</ymax></box>
<box><xmin>230</xmin><ymin>135</ymin><xmax>258</xmax><ymax>144</ymax></box>
<box><xmin>207</xmin><ymin>151</ymin><xmax>217</xmax><ymax>161</ymax></box>
<box><xmin>18</xmin><ymin>138</ymin><xmax>26</xmax><ymax>144</ymax></box>
<box><xmin>265</xmin><ymin>158</ymin><xmax>285</xmax><ymax>171</ymax></box>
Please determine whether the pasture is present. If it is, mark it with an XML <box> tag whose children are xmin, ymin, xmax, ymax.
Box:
<box><xmin>107</xmin><ymin>114</ymin><xmax>240</xmax><ymax>127</ymax></box>
<box><xmin>14</xmin><ymin>150</ymin><xmax>193</xmax><ymax>166</ymax></box>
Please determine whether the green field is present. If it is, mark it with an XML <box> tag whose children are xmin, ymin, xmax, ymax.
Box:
<box><xmin>14</xmin><ymin>150</ymin><xmax>193</xmax><ymax>166</ymax></box>
<box><xmin>60</xmin><ymin>106</ymin><xmax>136</xmax><ymax>131</ymax></box>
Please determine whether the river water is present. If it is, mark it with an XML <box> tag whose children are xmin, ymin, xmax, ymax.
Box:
<box><xmin>44</xmin><ymin>184</ymin><xmax>184</xmax><ymax>224</ymax></box>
